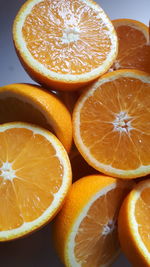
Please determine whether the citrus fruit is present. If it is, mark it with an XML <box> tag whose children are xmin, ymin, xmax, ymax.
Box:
<box><xmin>73</xmin><ymin>69</ymin><xmax>150</xmax><ymax>179</ymax></box>
<box><xmin>69</xmin><ymin>144</ymin><xmax>98</xmax><ymax>181</ymax></box>
<box><xmin>13</xmin><ymin>0</ymin><xmax>118</xmax><ymax>91</ymax></box>
<box><xmin>53</xmin><ymin>175</ymin><xmax>132</xmax><ymax>267</ymax></box>
<box><xmin>0</xmin><ymin>83</ymin><xmax>72</xmax><ymax>152</ymax></box>
<box><xmin>57</xmin><ymin>91</ymin><xmax>80</xmax><ymax>113</ymax></box>
<box><xmin>110</xmin><ymin>19</ymin><xmax>150</xmax><ymax>73</ymax></box>
<box><xmin>118</xmin><ymin>179</ymin><xmax>150</xmax><ymax>267</ymax></box>
<box><xmin>0</xmin><ymin>122</ymin><xmax>72</xmax><ymax>241</ymax></box>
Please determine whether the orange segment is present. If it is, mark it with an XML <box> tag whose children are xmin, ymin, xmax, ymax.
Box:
<box><xmin>73</xmin><ymin>69</ymin><xmax>150</xmax><ymax>178</ymax></box>
<box><xmin>13</xmin><ymin>178</ymin><xmax>53</xmax><ymax>222</ymax></box>
<box><xmin>0</xmin><ymin>122</ymin><xmax>71</xmax><ymax>241</ymax></box>
<box><xmin>53</xmin><ymin>175</ymin><xmax>133</xmax><ymax>267</ymax></box>
<box><xmin>0</xmin><ymin>133</ymin><xmax>8</xmax><ymax>162</ymax></box>
<box><xmin>0</xmin><ymin>83</ymin><xmax>72</xmax><ymax>152</ymax></box>
<box><xmin>110</xmin><ymin>19</ymin><xmax>150</xmax><ymax>73</ymax></box>
<box><xmin>13</xmin><ymin>0</ymin><xmax>118</xmax><ymax>90</ymax></box>
<box><xmin>0</xmin><ymin>180</ymin><xmax>23</xmax><ymax>231</ymax></box>
<box><xmin>13</xmin><ymin>133</ymin><xmax>63</xmax><ymax>194</ymax></box>
<box><xmin>74</xmin><ymin>190</ymin><xmax>120</xmax><ymax>266</ymax></box>
<box><xmin>4</xmin><ymin>128</ymin><xmax>33</xmax><ymax>162</ymax></box>
<box><xmin>15</xmin><ymin>157</ymin><xmax>62</xmax><ymax>194</ymax></box>
<box><xmin>118</xmin><ymin>179</ymin><xmax>150</xmax><ymax>267</ymax></box>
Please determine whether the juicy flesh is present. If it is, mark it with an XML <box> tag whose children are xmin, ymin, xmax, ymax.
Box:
<box><xmin>0</xmin><ymin>128</ymin><xmax>63</xmax><ymax>230</ymax></box>
<box><xmin>22</xmin><ymin>0</ymin><xmax>112</xmax><ymax>74</ymax></box>
<box><xmin>80</xmin><ymin>77</ymin><xmax>150</xmax><ymax>170</ymax></box>
<box><xmin>135</xmin><ymin>187</ymin><xmax>150</xmax><ymax>253</ymax></box>
<box><xmin>74</xmin><ymin>185</ymin><xmax>129</xmax><ymax>266</ymax></box>
<box><xmin>111</xmin><ymin>24</ymin><xmax>150</xmax><ymax>73</ymax></box>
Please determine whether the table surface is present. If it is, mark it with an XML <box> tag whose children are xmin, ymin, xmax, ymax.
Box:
<box><xmin>0</xmin><ymin>0</ymin><xmax>149</xmax><ymax>266</ymax></box>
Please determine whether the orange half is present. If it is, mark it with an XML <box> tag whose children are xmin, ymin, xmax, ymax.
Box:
<box><xmin>53</xmin><ymin>175</ymin><xmax>132</xmax><ymax>266</ymax></box>
<box><xmin>13</xmin><ymin>0</ymin><xmax>118</xmax><ymax>90</ymax></box>
<box><xmin>0</xmin><ymin>83</ymin><xmax>72</xmax><ymax>152</ymax></box>
<box><xmin>110</xmin><ymin>19</ymin><xmax>150</xmax><ymax>73</ymax></box>
<box><xmin>73</xmin><ymin>69</ymin><xmax>150</xmax><ymax>178</ymax></box>
<box><xmin>118</xmin><ymin>179</ymin><xmax>150</xmax><ymax>267</ymax></box>
<box><xmin>0</xmin><ymin>122</ymin><xmax>71</xmax><ymax>241</ymax></box>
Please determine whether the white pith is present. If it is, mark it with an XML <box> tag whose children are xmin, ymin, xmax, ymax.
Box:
<box><xmin>61</xmin><ymin>27</ymin><xmax>80</xmax><ymax>44</ymax></box>
<box><xmin>0</xmin><ymin>162</ymin><xmax>16</xmax><ymax>181</ymax></box>
<box><xmin>102</xmin><ymin>219</ymin><xmax>115</xmax><ymax>235</ymax></box>
<box><xmin>129</xmin><ymin>181</ymin><xmax>150</xmax><ymax>263</ymax></box>
<box><xmin>73</xmin><ymin>71</ymin><xmax>150</xmax><ymax>177</ymax></box>
<box><xmin>66</xmin><ymin>182</ymin><xmax>120</xmax><ymax>267</ymax></box>
<box><xmin>113</xmin><ymin>111</ymin><xmax>133</xmax><ymax>133</ymax></box>
<box><xmin>13</xmin><ymin>0</ymin><xmax>118</xmax><ymax>82</ymax></box>
<box><xmin>0</xmin><ymin>122</ymin><xmax>71</xmax><ymax>240</ymax></box>
<box><xmin>109</xmin><ymin>60</ymin><xmax>121</xmax><ymax>71</ymax></box>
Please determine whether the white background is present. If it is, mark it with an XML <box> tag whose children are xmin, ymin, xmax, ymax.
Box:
<box><xmin>0</xmin><ymin>0</ymin><xmax>149</xmax><ymax>266</ymax></box>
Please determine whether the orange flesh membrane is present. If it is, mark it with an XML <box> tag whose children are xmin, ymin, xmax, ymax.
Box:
<box><xmin>80</xmin><ymin>77</ymin><xmax>150</xmax><ymax>170</ymax></box>
<box><xmin>0</xmin><ymin>128</ymin><xmax>63</xmax><ymax>230</ymax></box>
<box><xmin>74</xmin><ymin>186</ymin><xmax>129</xmax><ymax>266</ymax></box>
<box><xmin>112</xmin><ymin>25</ymin><xmax>150</xmax><ymax>72</ymax></box>
<box><xmin>135</xmin><ymin>187</ymin><xmax>150</xmax><ymax>252</ymax></box>
<box><xmin>22</xmin><ymin>0</ymin><xmax>112</xmax><ymax>75</ymax></box>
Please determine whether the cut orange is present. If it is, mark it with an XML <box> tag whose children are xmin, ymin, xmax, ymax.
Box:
<box><xmin>13</xmin><ymin>0</ymin><xmax>118</xmax><ymax>91</ymax></box>
<box><xmin>118</xmin><ymin>179</ymin><xmax>150</xmax><ymax>267</ymax></box>
<box><xmin>53</xmin><ymin>175</ymin><xmax>132</xmax><ymax>267</ymax></box>
<box><xmin>57</xmin><ymin>91</ymin><xmax>80</xmax><ymax>113</ymax></box>
<box><xmin>110</xmin><ymin>19</ymin><xmax>150</xmax><ymax>73</ymax></box>
<box><xmin>73</xmin><ymin>69</ymin><xmax>150</xmax><ymax>179</ymax></box>
<box><xmin>0</xmin><ymin>83</ymin><xmax>72</xmax><ymax>152</ymax></box>
<box><xmin>0</xmin><ymin>122</ymin><xmax>71</xmax><ymax>241</ymax></box>
<box><xmin>69</xmin><ymin>144</ymin><xmax>99</xmax><ymax>181</ymax></box>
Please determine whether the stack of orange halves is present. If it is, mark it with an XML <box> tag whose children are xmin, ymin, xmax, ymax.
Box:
<box><xmin>0</xmin><ymin>0</ymin><xmax>150</xmax><ymax>266</ymax></box>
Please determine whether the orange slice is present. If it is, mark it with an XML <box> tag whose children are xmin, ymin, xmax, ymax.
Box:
<box><xmin>110</xmin><ymin>19</ymin><xmax>150</xmax><ymax>73</ymax></box>
<box><xmin>0</xmin><ymin>122</ymin><xmax>71</xmax><ymax>241</ymax></box>
<box><xmin>0</xmin><ymin>83</ymin><xmax>72</xmax><ymax>152</ymax></box>
<box><xmin>13</xmin><ymin>0</ymin><xmax>118</xmax><ymax>91</ymax></box>
<box><xmin>73</xmin><ymin>69</ymin><xmax>150</xmax><ymax>179</ymax></box>
<box><xmin>118</xmin><ymin>179</ymin><xmax>150</xmax><ymax>267</ymax></box>
<box><xmin>53</xmin><ymin>175</ymin><xmax>132</xmax><ymax>267</ymax></box>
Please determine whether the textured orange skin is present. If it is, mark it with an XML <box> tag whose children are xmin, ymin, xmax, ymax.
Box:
<box><xmin>118</xmin><ymin>184</ymin><xmax>150</xmax><ymax>267</ymax></box>
<box><xmin>12</xmin><ymin>0</ymin><xmax>118</xmax><ymax>91</ymax></box>
<box><xmin>0</xmin><ymin>83</ymin><xmax>72</xmax><ymax>152</ymax></box>
<box><xmin>53</xmin><ymin>175</ymin><xmax>129</xmax><ymax>266</ymax></box>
